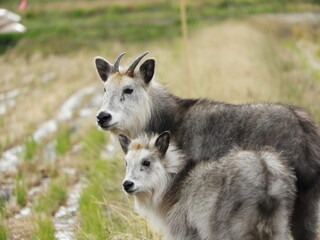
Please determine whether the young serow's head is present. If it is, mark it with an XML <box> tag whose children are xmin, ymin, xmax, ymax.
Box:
<box><xmin>118</xmin><ymin>131</ymin><xmax>172</xmax><ymax>195</ymax></box>
<box><xmin>94</xmin><ymin>52</ymin><xmax>155</xmax><ymax>135</ymax></box>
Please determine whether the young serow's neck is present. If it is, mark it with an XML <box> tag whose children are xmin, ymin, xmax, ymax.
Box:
<box><xmin>134</xmin><ymin>145</ymin><xmax>190</xmax><ymax>216</ymax></box>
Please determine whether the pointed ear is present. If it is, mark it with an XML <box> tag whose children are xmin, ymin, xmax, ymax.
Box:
<box><xmin>118</xmin><ymin>133</ymin><xmax>131</xmax><ymax>154</ymax></box>
<box><xmin>155</xmin><ymin>131</ymin><xmax>171</xmax><ymax>157</ymax></box>
<box><xmin>139</xmin><ymin>59</ymin><xmax>155</xmax><ymax>84</ymax></box>
<box><xmin>95</xmin><ymin>56</ymin><xmax>113</xmax><ymax>82</ymax></box>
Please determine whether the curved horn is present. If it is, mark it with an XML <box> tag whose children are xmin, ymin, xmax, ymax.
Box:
<box><xmin>126</xmin><ymin>51</ymin><xmax>150</xmax><ymax>76</ymax></box>
<box><xmin>112</xmin><ymin>52</ymin><xmax>126</xmax><ymax>73</ymax></box>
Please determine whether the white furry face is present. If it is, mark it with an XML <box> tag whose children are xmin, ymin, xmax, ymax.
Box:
<box><xmin>123</xmin><ymin>145</ymin><xmax>168</xmax><ymax>196</ymax></box>
<box><xmin>98</xmin><ymin>73</ymin><xmax>152</xmax><ymax>135</ymax></box>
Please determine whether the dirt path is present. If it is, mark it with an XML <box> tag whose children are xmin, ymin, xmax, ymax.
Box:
<box><xmin>54</xmin><ymin>179</ymin><xmax>85</xmax><ymax>240</ymax></box>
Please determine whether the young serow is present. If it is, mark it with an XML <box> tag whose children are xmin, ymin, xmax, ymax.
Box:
<box><xmin>119</xmin><ymin>132</ymin><xmax>296</xmax><ymax>240</ymax></box>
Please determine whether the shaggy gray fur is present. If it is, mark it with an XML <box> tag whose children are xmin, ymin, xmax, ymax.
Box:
<box><xmin>120</xmin><ymin>133</ymin><xmax>296</xmax><ymax>240</ymax></box>
<box><xmin>95</xmin><ymin>53</ymin><xmax>320</xmax><ymax>240</ymax></box>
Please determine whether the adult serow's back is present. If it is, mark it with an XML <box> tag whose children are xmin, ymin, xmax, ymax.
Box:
<box><xmin>94</xmin><ymin>52</ymin><xmax>320</xmax><ymax>240</ymax></box>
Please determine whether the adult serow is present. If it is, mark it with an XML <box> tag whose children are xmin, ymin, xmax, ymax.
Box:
<box><xmin>94</xmin><ymin>52</ymin><xmax>320</xmax><ymax>240</ymax></box>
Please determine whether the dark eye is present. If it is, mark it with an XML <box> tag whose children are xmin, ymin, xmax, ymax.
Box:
<box><xmin>103</xmin><ymin>88</ymin><xmax>106</xmax><ymax>92</ymax></box>
<box><xmin>123</xmin><ymin>88</ymin><xmax>133</xmax><ymax>94</ymax></box>
<box><xmin>142</xmin><ymin>160</ymin><xmax>150</xmax><ymax>167</ymax></box>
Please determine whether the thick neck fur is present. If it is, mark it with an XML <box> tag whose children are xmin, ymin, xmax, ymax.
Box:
<box><xmin>144</xmin><ymin>82</ymin><xmax>179</xmax><ymax>137</ymax></box>
<box><xmin>144</xmin><ymin>82</ymin><xmax>198</xmax><ymax>138</ymax></box>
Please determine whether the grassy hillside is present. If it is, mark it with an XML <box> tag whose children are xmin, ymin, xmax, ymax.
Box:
<box><xmin>0</xmin><ymin>0</ymin><xmax>319</xmax><ymax>55</ymax></box>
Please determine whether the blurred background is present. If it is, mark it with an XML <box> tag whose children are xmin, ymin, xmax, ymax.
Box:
<box><xmin>0</xmin><ymin>0</ymin><xmax>320</xmax><ymax>239</ymax></box>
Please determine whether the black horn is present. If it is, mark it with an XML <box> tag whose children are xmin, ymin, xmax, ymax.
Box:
<box><xmin>112</xmin><ymin>52</ymin><xmax>126</xmax><ymax>73</ymax></box>
<box><xmin>126</xmin><ymin>51</ymin><xmax>150</xmax><ymax>76</ymax></box>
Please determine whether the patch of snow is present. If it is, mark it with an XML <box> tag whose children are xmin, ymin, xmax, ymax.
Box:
<box><xmin>0</xmin><ymin>99</ymin><xmax>16</xmax><ymax>115</ymax></box>
<box><xmin>34</xmin><ymin>87</ymin><xmax>97</xmax><ymax>141</ymax></box>
<box><xmin>6</xmin><ymin>89</ymin><xmax>21</xmax><ymax>99</ymax></box>
<box><xmin>78</xmin><ymin>108</ymin><xmax>91</xmax><ymax>118</ymax></box>
<box><xmin>0</xmin><ymin>86</ymin><xmax>99</xmax><ymax>207</ymax></box>
<box><xmin>79</xmin><ymin>94</ymin><xmax>101</xmax><ymax>118</ymax></box>
<box><xmin>33</xmin><ymin>119</ymin><xmax>58</xmax><ymax>142</ymax></box>
<box><xmin>14</xmin><ymin>207</ymin><xmax>31</xmax><ymax>219</ymax></box>
<box><xmin>57</xmin><ymin>87</ymin><xmax>95</xmax><ymax>121</ymax></box>
<box><xmin>54</xmin><ymin>180</ymin><xmax>85</xmax><ymax>240</ymax></box>
<box><xmin>0</xmin><ymin>104</ymin><xmax>6</xmax><ymax>115</ymax></box>
<box><xmin>28</xmin><ymin>178</ymin><xmax>50</xmax><ymax>197</ymax></box>
<box><xmin>0</xmin><ymin>145</ymin><xmax>23</xmax><ymax>174</ymax></box>
<box><xmin>42</xmin><ymin>141</ymin><xmax>57</xmax><ymax>161</ymax></box>
<box><xmin>62</xmin><ymin>168</ymin><xmax>76</xmax><ymax>176</ymax></box>
<box><xmin>0</xmin><ymin>88</ymin><xmax>27</xmax><ymax>115</ymax></box>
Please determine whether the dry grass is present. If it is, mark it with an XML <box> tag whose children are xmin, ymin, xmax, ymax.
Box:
<box><xmin>0</xmin><ymin>53</ymin><xmax>99</xmax><ymax>148</ymax></box>
<box><xmin>7</xmin><ymin>216</ymin><xmax>34</xmax><ymax>240</ymax></box>
<box><xmin>132</xmin><ymin>20</ymin><xmax>285</xmax><ymax>103</ymax></box>
<box><xmin>251</xmin><ymin>14</ymin><xmax>320</xmax><ymax>122</ymax></box>
<box><xmin>184</xmin><ymin>20</ymin><xmax>278</xmax><ymax>101</ymax></box>
<box><xmin>95</xmin><ymin>21</ymin><xmax>278</xmax><ymax>102</ymax></box>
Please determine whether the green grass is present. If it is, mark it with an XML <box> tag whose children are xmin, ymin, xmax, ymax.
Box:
<box><xmin>32</xmin><ymin>216</ymin><xmax>55</xmax><ymax>240</ymax></box>
<box><xmin>0</xmin><ymin>33</ymin><xmax>24</xmax><ymax>54</ymax></box>
<box><xmin>78</xmin><ymin>172</ymin><xmax>107</xmax><ymax>240</ymax></box>
<box><xmin>317</xmin><ymin>49</ymin><xmax>320</xmax><ymax>59</ymax></box>
<box><xmin>15</xmin><ymin>174</ymin><xmax>27</xmax><ymax>206</ymax></box>
<box><xmin>23</xmin><ymin>136</ymin><xmax>38</xmax><ymax>161</ymax></box>
<box><xmin>78</xmin><ymin>157</ymin><xmax>147</xmax><ymax>240</ymax></box>
<box><xmin>0</xmin><ymin>198</ymin><xmax>5</xmax><ymax>218</ymax></box>
<box><xmin>78</xmin><ymin>128</ymin><xmax>109</xmax><ymax>239</ymax></box>
<box><xmin>0</xmin><ymin>223</ymin><xmax>7</xmax><ymax>240</ymax></box>
<box><xmin>55</xmin><ymin>128</ymin><xmax>72</xmax><ymax>156</ymax></box>
<box><xmin>78</xmin><ymin>157</ymin><xmax>157</xmax><ymax>240</ymax></box>
<box><xmin>77</xmin><ymin>126</ymin><xmax>157</xmax><ymax>239</ymax></box>
<box><xmin>0</xmin><ymin>198</ymin><xmax>6</xmax><ymax>240</ymax></box>
<box><xmin>35</xmin><ymin>180</ymin><xmax>67</xmax><ymax>214</ymax></box>
<box><xmin>81</xmin><ymin>127</ymin><xmax>107</xmax><ymax>160</ymax></box>
<box><xmin>1</xmin><ymin>0</ymin><xmax>318</xmax><ymax>56</ymax></box>
<box><xmin>16</xmin><ymin>3</ymin><xmax>181</xmax><ymax>55</ymax></box>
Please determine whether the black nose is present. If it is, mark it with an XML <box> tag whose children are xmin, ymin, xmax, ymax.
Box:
<box><xmin>96</xmin><ymin>112</ymin><xmax>112</xmax><ymax>125</ymax></box>
<box><xmin>123</xmin><ymin>180</ymin><xmax>134</xmax><ymax>192</ymax></box>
